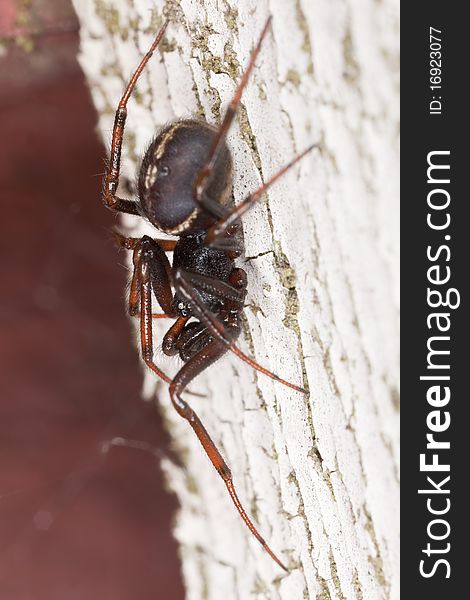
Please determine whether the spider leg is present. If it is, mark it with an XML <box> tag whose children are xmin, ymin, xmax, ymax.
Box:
<box><xmin>128</xmin><ymin>236</ymin><xmax>175</xmax><ymax>385</ymax></box>
<box><xmin>114</xmin><ymin>232</ymin><xmax>176</xmax><ymax>318</ymax></box>
<box><xmin>103</xmin><ymin>21</ymin><xmax>169</xmax><ymax>215</ymax></box>
<box><xmin>193</xmin><ymin>17</ymin><xmax>272</xmax><ymax>211</ymax></box>
<box><xmin>180</xmin><ymin>270</ymin><xmax>246</xmax><ymax>304</ymax></box>
<box><xmin>127</xmin><ymin>236</ymin><xmax>174</xmax><ymax>317</ymax></box>
<box><xmin>114</xmin><ymin>230</ymin><xmax>177</xmax><ymax>252</ymax></box>
<box><xmin>130</xmin><ymin>237</ymin><xmax>206</xmax><ymax>398</ymax></box>
<box><xmin>174</xmin><ymin>269</ymin><xmax>307</xmax><ymax>394</ymax></box>
<box><xmin>169</xmin><ymin>340</ymin><xmax>288</xmax><ymax>571</ymax></box>
<box><xmin>128</xmin><ymin>250</ymin><xmax>141</xmax><ymax>316</ymax></box>
<box><xmin>162</xmin><ymin>316</ymin><xmax>190</xmax><ymax>356</ymax></box>
<box><xmin>205</xmin><ymin>144</ymin><xmax>318</xmax><ymax>247</ymax></box>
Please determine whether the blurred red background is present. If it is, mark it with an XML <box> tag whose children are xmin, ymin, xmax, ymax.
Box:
<box><xmin>0</xmin><ymin>1</ymin><xmax>184</xmax><ymax>598</ymax></box>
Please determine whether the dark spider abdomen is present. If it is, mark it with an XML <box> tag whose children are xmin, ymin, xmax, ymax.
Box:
<box><xmin>137</xmin><ymin>119</ymin><xmax>233</xmax><ymax>235</ymax></box>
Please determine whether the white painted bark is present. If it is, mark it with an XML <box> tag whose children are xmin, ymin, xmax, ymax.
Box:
<box><xmin>72</xmin><ymin>0</ymin><xmax>399</xmax><ymax>598</ymax></box>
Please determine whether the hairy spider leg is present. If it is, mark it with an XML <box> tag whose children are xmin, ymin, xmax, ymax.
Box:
<box><xmin>131</xmin><ymin>238</ymin><xmax>206</xmax><ymax>398</ymax></box>
<box><xmin>193</xmin><ymin>16</ymin><xmax>272</xmax><ymax>213</ymax></box>
<box><xmin>129</xmin><ymin>237</ymin><xmax>175</xmax><ymax>385</ymax></box>
<box><xmin>130</xmin><ymin>239</ymin><xmax>179</xmax><ymax>371</ymax></box>
<box><xmin>115</xmin><ymin>232</ymin><xmax>176</xmax><ymax>317</ymax></box>
<box><xmin>175</xmin><ymin>269</ymin><xmax>308</xmax><ymax>394</ymax></box>
<box><xmin>102</xmin><ymin>20</ymin><xmax>169</xmax><ymax>215</ymax></box>
<box><xmin>168</xmin><ymin>337</ymin><xmax>289</xmax><ymax>572</ymax></box>
<box><xmin>205</xmin><ymin>144</ymin><xmax>318</xmax><ymax>247</ymax></box>
<box><xmin>114</xmin><ymin>230</ymin><xmax>177</xmax><ymax>252</ymax></box>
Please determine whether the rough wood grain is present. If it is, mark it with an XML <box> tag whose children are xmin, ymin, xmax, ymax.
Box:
<box><xmin>72</xmin><ymin>0</ymin><xmax>399</xmax><ymax>598</ymax></box>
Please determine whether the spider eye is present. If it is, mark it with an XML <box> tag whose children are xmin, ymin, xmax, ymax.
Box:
<box><xmin>160</xmin><ymin>165</ymin><xmax>170</xmax><ymax>176</ymax></box>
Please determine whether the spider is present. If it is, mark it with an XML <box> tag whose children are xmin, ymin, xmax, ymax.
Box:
<box><xmin>103</xmin><ymin>17</ymin><xmax>315</xmax><ymax>571</ymax></box>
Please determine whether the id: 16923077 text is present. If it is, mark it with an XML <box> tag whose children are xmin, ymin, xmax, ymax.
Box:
<box><xmin>429</xmin><ymin>27</ymin><xmax>443</xmax><ymax>115</ymax></box>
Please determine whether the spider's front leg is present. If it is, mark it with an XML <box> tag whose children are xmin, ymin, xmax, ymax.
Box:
<box><xmin>192</xmin><ymin>17</ymin><xmax>272</xmax><ymax>214</ymax></box>
<box><xmin>102</xmin><ymin>21</ymin><xmax>168</xmax><ymax>215</ymax></box>
<box><xmin>204</xmin><ymin>144</ymin><xmax>317</xmax><ymax>247</ymax></box>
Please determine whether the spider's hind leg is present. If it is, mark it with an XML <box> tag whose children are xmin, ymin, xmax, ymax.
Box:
<box><xmin>168</xmin><ymin>336</ymin><xmax>288</xmax><ymax>571</ymax></box>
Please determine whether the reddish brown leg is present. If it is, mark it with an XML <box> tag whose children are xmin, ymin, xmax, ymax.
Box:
<box><xmin>115</xmin><ymin>232</ymin><xmax>176</xmax><ymax>317</ymax></box>
<box><xmin>127</xmin><ymin>234</ymin><xmax>175</xmax><ymax>315</ymax></box>
<box><xmin>131</xmin><ymin>240</ymin><xmax>205</xmax><ymax>397</ymax></box>
<box><xmin>130</xmin><ymin>235</ymin><xmax>177</xmax><ymax>384</ymax></box>
<box><xmin>193</xmin><ymin>17</ymin><xmax>272</xmax><ymax>208</ymax></box>
<box><xmin>103</xmin><ymin>21</ymin><xmax>169</xmax><ymax>215</ymax></box>
<box><xmin>174</xmin><ymin>269</ymin><xmax>307</xmax><ymax>394</ymax></box>
<box><xmin>205</xmin><ymin>144</ymin><xmax>318</xmax><ymax>246</ymax></box>
<box><xmin>162</xmin><ymin>316</ymin><xmax>190</xmax><ymax>356</ymax></box>
<box><xmin>128</xmin><ymin>249</ymin><xmax>141</xmax><ymax>316</ymax></box>
<box><xmin>139</xmin><ymin>272</ymin><xmax>174</xmax><ymax>385</ymax></box>
<box><xmin>169</xmin><ymin>340</ymin><xmax>288</xmax><ymax>571</ymax></box>
<box><xmin>114</xmin><ymin>230</ymin><xmax>177</xmax><ymax>252</ymax></box>
<box><xmin>127</xmin><ymin>264</ymin><xmax>171</xmax><ymax>319</ymax></box>
<box><xmin>131</xmin><ymin>244</ymin><xmax>174</xmax><ymax>386</ymax></box>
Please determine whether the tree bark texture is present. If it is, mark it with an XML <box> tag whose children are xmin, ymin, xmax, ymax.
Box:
<box><xmin>72</xmin><ymin>0</ymin><xmax>399</xmax><ymax>598</ymax></box>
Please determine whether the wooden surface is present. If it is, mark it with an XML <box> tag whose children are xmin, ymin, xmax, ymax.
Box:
<box><xmin>72</xmin><ymin>0</ymin><xmax>400</xmax><ymax>598</ymax></box>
